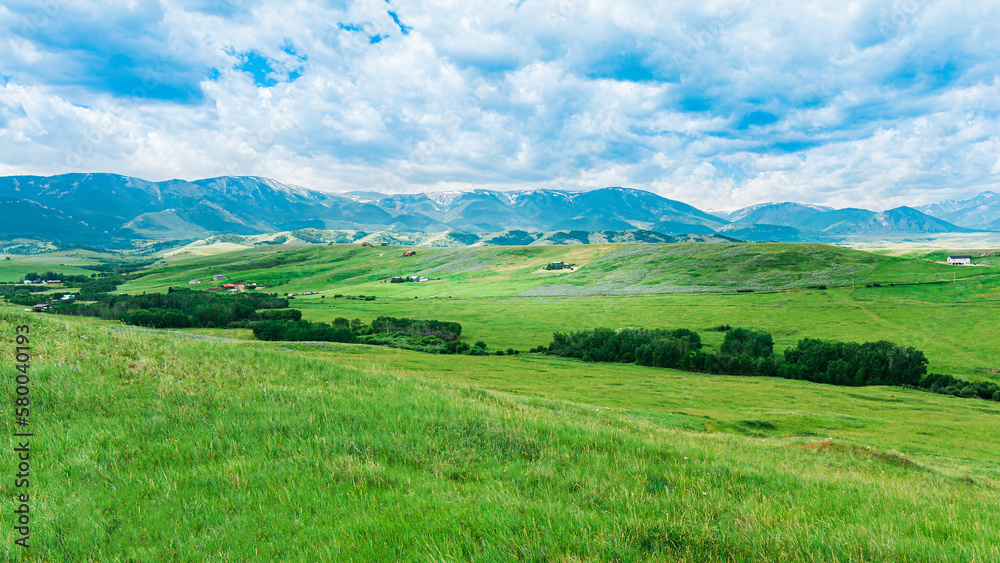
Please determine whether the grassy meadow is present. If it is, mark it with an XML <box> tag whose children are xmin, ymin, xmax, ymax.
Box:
<box><xmin>4</xmin><ymin>240</ymin><xmax>1000</xmax><ymax>560</ymax></box>
<box><xmin>121</xmin><ymin>242</ymin><xmax>1000</xmax><ymax>298</ymax></box>
<box><xmin>114</xmin><ymin>242</ymin><xmax>1000</xmax><ymax>378</ymax></box>
<box><xmin>0</xmin><ymin>250</ymin><xmax>111</xmax><ymax>282</ymax></box>
<box><xmin>3</xmin><ymin>308</ymin><xmax>1000</xmax><ymax>561</ymax></box>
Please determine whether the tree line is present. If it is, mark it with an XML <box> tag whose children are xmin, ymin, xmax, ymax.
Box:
<box><xmin>2</xmin><ymin>272</ymin><xmax>131</xmax><ymax>300</ymax></box>
<box><xmin>534</xmin><ymin>327</ymin><xmax>999</xmax><ymax>403</ymax></box>
<box><xmin>251</xmin><ymin>316</ymin><xmax>478</xmax><ymax>355</ymax></box>
<box><xmin>48</xmin><ymin>288</ymin><xmax>291</xmax><ymax>328</ymax></box>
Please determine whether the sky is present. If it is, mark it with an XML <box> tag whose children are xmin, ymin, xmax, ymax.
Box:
<box><xmin>1</xmin><ymin>0</ymin><xmax>999</xmax><ymax>211</ymax></box>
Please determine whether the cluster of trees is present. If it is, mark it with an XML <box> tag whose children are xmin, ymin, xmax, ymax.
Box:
<box><xmin>534</xmin><ymin>326</ymin><xmax>998</xmax><ymax>403</ymax></box>
<box><xmin>540</xmin><ymin>327</ymin><xmax>778</xmax><ymax>376</ymax></box>
<box><xmin>543</xmin><ymin>327</ymin><xmax>701</xmax><ymax>364</ymax></box>
<box><xmin>253</xmin><ymin>320</ymin><xmax>355</xmax><ymax>343</ymax></box>
<box><xmin>779</xmin><ymin>338</ymin><xmax>927</xmax><ymax>387</ymax></box>
<box><xmin>23</xmin><ymin>271</ymin><xmax>85</xmax><ymax>282</ymax></box>
<box><xmin>6</xmin><ymin>271</ymin><xmax>129</xmax><ymax>297</ymax></box>
<box><xmin>251</xmin><ymin>315</ymin><xmax>476</xmax><ymax>355</ymax></box>
<box><xmin>55</xmin><ymin>288</ymin><xmax>291</xmax><ymax>329</ymax></box>
<box><xmin>369</xmin><ymin>316</ymin><xmax>461</xmax><ymax>340</ymax></box>
<box><xmin>923</xmin><ymin>372</ymin><xmax>1000</xmax><ymax>402</ymax></box>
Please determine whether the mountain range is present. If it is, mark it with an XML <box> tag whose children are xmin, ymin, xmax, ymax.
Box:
<box><xmin>913</xmin><ymin>191</ymin><xmax>1000</xmax><ymax>231</ymax></box>
<box><xmin>0</xmin><ymin>173</ymin><xmax>996</xmax><ymax>248</ymax></box>
<box><xmin>712</xmin><ymin>202</ymin><xmax>975</xmax><ymax>240</ymax></box>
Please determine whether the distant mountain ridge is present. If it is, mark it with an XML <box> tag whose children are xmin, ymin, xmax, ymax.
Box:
<box><xmin>718</xmin><ymin>202</ymin><xmax>972</xmax><ymax>237</ymax></box>
<box><xmin>0</xmin><ymin>173</ymin><xmax>987</xmax><ymax>248</ymax></box>
<box><xmin>347</xmin><ymin>187</ymin><xmax>727</xmax><ymax>234</ymax></box>
<box><xmin>913</xmin><ymin>191</ymin><xmax>1000</xmax><ymax>230</ymax></box>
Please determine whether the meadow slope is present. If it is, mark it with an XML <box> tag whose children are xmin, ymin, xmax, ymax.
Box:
<box><xmin>2</xmin><ymin>309</ymin><xmax>999</xmax><ymax>561</ymax></box>
<box><xmin>113</xmin><ymin>242</ymin><xmax>1000</xmax><ymax>381</ymax></box>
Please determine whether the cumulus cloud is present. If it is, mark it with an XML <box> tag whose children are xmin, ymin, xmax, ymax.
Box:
<box><xmin>0</xmin><ymin>0</ymin><xmax>999</xmax><ymax>210</ymax></box>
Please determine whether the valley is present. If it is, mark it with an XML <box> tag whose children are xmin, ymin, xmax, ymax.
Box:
<box><xmin>3</xmin><ymin>239</ymin><xmax>999</xmax><ymax>560</ymax></box>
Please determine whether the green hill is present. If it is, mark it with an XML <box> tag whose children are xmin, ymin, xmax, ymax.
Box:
<box><xmin>123</xmin><ymin>241</ymin><xmax>992</xmax><ymax>298</ymax></box>
<box><xmin>107</xmin><ymin>242</ymin><xmax>1000</xmax><ymax>382</ymax></box>
<box><xmin>3</xmin><ymin>308</ymin><xmax>999</xmax><ymax>561</ymax></box>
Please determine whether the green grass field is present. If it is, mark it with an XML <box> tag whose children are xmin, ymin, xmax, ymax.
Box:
<box><xmin>115</xmin><ymin>242</ymin><xmax>1000</xmax><ymax>379</ymax></box>
<box><xmin>4</xmin><ymin>241</ymin><xmax>1000</xmax><ymax>560</ymax></box>
<box><xmin>121</xmin><ymin>242</ymin><xmax>1000</xmax><ymax>298</ymax></box>
<box><xmin>0</xmin><ymin>250</ymin><xmax>112</xmax><ymax>283</ymax></box>
<box><xmin>3</xmin><ymin>308</ymin><xmax>999</xmax><ymax>561</ymax></box>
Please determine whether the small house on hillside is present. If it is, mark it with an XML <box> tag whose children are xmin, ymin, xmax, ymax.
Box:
<box><xmin>947</xmin><ymin>255</ymin><xmax>972</xmax><ymax>265</ymax></box>
<box><xmin>380</xmin><ymin>242</ymin><xmax>389</xmax><ymax>246</ymax></box>
<box><xmin>402</xmin><ymin>250</ymin><xmax>416</xmax><ymax>257</ymax></box>
<box><xmin>189</xmin><ymin>280</ymin><xmax>201</xmax><ymax>284</ymax></box>
<box><xmin>213</xmin><ymin>274</ymin><xmax>226</xmax><ymax>281</ymax></box>
<box><xmin>361</xmin><ymin>242</ymin><xmax>373</xmax><ymax>247</ymax></box>
<box><xmin>32</xmin><ymin>304</ymin><xmax>50</xmax><ymax>312</ymax></box>
<box><xmin>546</xmin><ymin>261</ymin><xmax>572</xmax><ymax>271</ymax></box>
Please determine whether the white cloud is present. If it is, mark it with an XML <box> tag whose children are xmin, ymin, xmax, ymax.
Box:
<box><xmin>0</xmin><ymin>0</ymin><xmax>998</xmax><ymax>210</ymax></box>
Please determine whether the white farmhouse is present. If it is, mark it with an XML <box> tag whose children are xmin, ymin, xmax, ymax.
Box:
<box><xmin>947</xmin><ymin>255</ymin><xmax>972</xmax><ymax>265</ymax></box>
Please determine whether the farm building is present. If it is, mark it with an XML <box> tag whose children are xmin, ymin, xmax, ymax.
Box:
<box><xmin>380</xmin><ymin>242</ymin><xmax>389</xmax><ymax>246</ymax></box>
<box><xmin>361</xmin><ymin>242</ymin><xmax>373</xmax><ymax>247</ymax></box>
<box><xmin>546</xmin><ymin>261</ymin><xmax>572</xmax><ymax>270</ymax></box>
<box><xmin>947</xmin><ymin>255</ymin><xmax>972</xmax><ymax>265</ymax></box>
<box><xmin>213</xmin><ymin>274</ymin><xmax>226</xmax><ymax>281</ymax></box>
<box><xmin>189</xmin><ymin>280</ymin><xmax>201</xmax><ymax>284</ymax></box>
<box><xmin>402</xmin><ymin>250</ymin><xmax>417</xmax><ymax>257</ymax></box>
<box><xmin>32</xmin><ymin>304</ymin><xmax>50</xmax><ymax>311</ymax></box>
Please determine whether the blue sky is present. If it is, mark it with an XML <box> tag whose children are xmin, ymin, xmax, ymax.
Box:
<box><xmin>1</xmin><ymin>0</ymin><xmax>999</xmax><ymax>210</ymax></box>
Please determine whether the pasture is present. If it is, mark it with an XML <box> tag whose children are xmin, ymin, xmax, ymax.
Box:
<box><xmin>2</xmin><ymin>309</ymin><xmax>999</xmax><ymax>561</ymax></box>
<box><xmin>4</xmin><ymin>240</ymin><xmax>1000</xmax><ymax>560</ymax></box>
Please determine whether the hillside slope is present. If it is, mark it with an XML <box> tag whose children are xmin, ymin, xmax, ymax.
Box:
<box><xmin>123</xmin><ymin>242</ymin><xmax>897</xmax><ymax>298</ymax></box>
<box><xmin>4</xmin><ymin>309</ymin><xmax>998</xmax><ymax>560</ymax></box>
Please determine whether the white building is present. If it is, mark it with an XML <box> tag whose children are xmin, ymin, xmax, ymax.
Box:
<box><xmin>213</xmin><ymin>274</ymin><xmax>226</xmax><ymax>281</ymax></box>
<box><xmin>947</xmin><ymin>255</ymin><xmax>972</xmax><ymax>265</ymax></box>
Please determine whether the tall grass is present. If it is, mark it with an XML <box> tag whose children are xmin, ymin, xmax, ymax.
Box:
<box><xmin>2</xmin><ymin>309</ymin><xmax>999</xmax><ymax>561</ymax></box>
